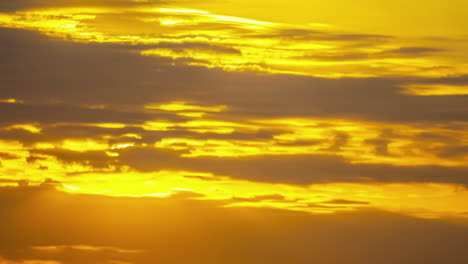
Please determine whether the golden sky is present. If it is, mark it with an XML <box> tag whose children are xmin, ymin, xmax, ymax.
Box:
<box><xmin>0</xmin><ymin>0</ymin><xmax>467</xmax><ymax>263</ymax></box>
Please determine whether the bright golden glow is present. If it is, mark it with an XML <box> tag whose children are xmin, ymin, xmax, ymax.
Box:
<box><xmin>146</xmin><ymin>101</ymin><xmax>227</xmax><ymax>112</ymax></box>
<box><xmin>0</xmin><ymin>258</ymin><xmax>61</xmax><ymax>264</ymax></box>
<box><xmin>0</xmin><ymin>0</ymin><xmax>467</xmax><ymax>231</ymax></box>
<box><xmin>143</xmin><ymin>116</ymin><xmax>468</xmax><ymax>167</ymax></box>
<box><xmin>0</xmin><ymin>98</ymin><xmax>23</xmax><ymax>104</ymax></box>
<box><xmin>5</xmin><ymin>124</ymin><xmax>42</xmax><ymax>134</ymax></box>
<box><xmin>32</xmin><ymin>245</ymin><xmax>143</xmax><ymax>254</ymax></box>
<box><xmin>1</xmin><ymin>152</ymin><xmax>467</xmax><ymax>218</ymax></box>
<box><xmin>1</xmin><ymin>110</ymin><xmax>467</xmax><ymax>218</ymax></box>
<box><xmin>0</xmin><ymin>6</ymin><xmax>466</xmax><ymax>78</ymax></box>
<box><xmin>403</xmin><ymin>84</ymin><xmax>468</xmax><ymax>96</ymax></box>
<box><xmin>1</xmin><ymin>1</ymin><xmax>467</xmax><ymax>263</ymax></box>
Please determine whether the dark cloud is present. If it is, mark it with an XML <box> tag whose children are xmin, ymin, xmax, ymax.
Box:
<box><xmin>0</xmin><ymin>5</ymin><xmax>467</xmax><ymax>264</ymax></box>
<box><xmin>252</xmin><ymin>28</ymin><xmax>392</xmax><ymax>42</ymax></box>
<box><xmin>0</xmin><ymin>103</ymin><xmax>157</xmax><ymax>126</ymax></box>
<box><xmin>407</xmin><ymin>75</ymin><xmax>468</xmax><ymax>85</ymax></box>
<box><xmin>299</xmin><ymin>46</ymin><xmax>444</xmax><ymax>61</ymax></box>
<box><xmin>365</xmin><ymin>138</ymin><xmax>391</xmax><ymax>156</ymax></box>
<box><xmin>15</xmin><ymin>136</ymin><xmax>465</xmax><ymax>185</ymax></box>
<box><xmin>231</xmin><ymin>194</ymin><xmax>288</xmax><ymax>202</ymax></box>
<box><xmin>9</xmin><ymin>245</ymin><xmax>142</xmax><ymax>264</ymax></box>
<box><xmin>276</xmin><ymin>139</ymin><xmax>322</xmax><ymax>147</ymax></box>
<box><xmin>321</xmin><ymin>199</ymin><xmax>370</xmax><ymax>205</ymax></box>
<box><xmin>1</xmin><ymin>28</ymin><xmax>467</xmax><ymax>123</ymax></box>
<box><xmin>118</xmin><ymin>147</ymin><xmax>468</xmax><ymax>185</ymax></box>
<box><xmin>0</xmin><ymin>152</ymin><xmax>21</xmax><ymax>160</ymax></box>
<box><xmin>152</xmin><ymin>42</ymin><xmax>242</xmax><ymax>55</ymax></box>
<box><xmin>380</xmin><ymin>47</ymin><xmax>444</xmax><ymax>56</ymax></box>
<box><xmin>30</xmin><ymin>149</ymin><xmax>116</xmax><ymax>169</ymax></box>
<box><xmin>182</xmin><ymin>175</ymin><xmax>223</xmax><ymax>181</ymax></box>
<box><xmin>436</xmin><ymin>145</ymin><xmax>468</xmax><ymax>158</ymax></box>
<box><xmin>415</xmin><ymin>132</ymin><xmax>459</xmax><ymax>143</ymax></box>
<box><xmin>26</xmin><ymin>155</ymin><xmax>47</xmax><ymax>164</ymax></box>
<box><xmin>0</xmin><ymin>28</ymin><xmax>466</xmax><ymax>186</ymax></box>
<box><xmin>0</xmin><ymin>122</ymin><xmax>279</xmax><ymax>157</ymax></box>
<box><xmin>0</xmin><ymin>0</ymin><xmax>164</xmax><ymax>12</ymax></box>
<box><xmin>328</xmin><ymin>132</ymin><xmax>349</xmax><ymax>151</ymax></box>
<box><xmin>0</xmin><ymin>179</ymin><xmax>29</xmax><ymax>186</ymax></box>
<box><xmin>0</xmin><ymin>186</ymin><xmax>467</xmax><ymax>264</ymax></box>
<box><xmin>303</xmin><ymin>203</ymin><xmax>347</xmax><ymax>209</ymax></box>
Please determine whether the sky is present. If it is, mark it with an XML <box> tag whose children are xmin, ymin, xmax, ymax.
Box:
<box><xmin>0</xmin><ymin>0</ymin><xmax>467</xmax><ymax>263</ymax></box>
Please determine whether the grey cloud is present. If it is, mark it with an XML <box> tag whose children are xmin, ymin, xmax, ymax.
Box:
<box><xmin>407</xmin><ymin>75</ymin><xmax>468</xmax><ymax>85</ymax></box>
<box><xmin>0</xmin><ymin>0</ymin><xmax>164</xmax><ymax>12</ymax></box>
<box><xmin>380</xmin><ymin>47</ymin><xmax>444</xmax><ymax>56</ymax></box>
<box><xmin>303</xmin><ymin>203</ymin><xmax>347</xmax><ymax>209</ymax></box>
<box><xmin>0</xmin><ymin>122</ymin><xmax>279</xmax><ymax>149</ymax></box>
<box><xmin>328</xmin><ymin>132</ymin><xmax>349</xmax><ymax>151</ymax></box>
<box><xmin>30</xmin><ymin>149</ymin><xmax>116</xmax><ymax>169</ymax></box>
<box><xmin>0</xmin><ymin>152</ymin><xmax>21</xmax><ymax>160</ymax></box>
<box><xmin>276</xmin><ymin>139</ymin><xmax>322</xmax><ymax>147</ymax></box>
<box><xmin>1</xmin><ymin>28</ymin><xmax>468</xmax><ymax>186</ymax></box>
<box><xmin>252</xmin><ymin>28</ymin><xmax>391</xmax><ymax>42</ymax></box>
<box><xmin>299</xmin><ymin>46</ymin><xmax>444</xmax><ymax>61</ymax></box>
<box><xmin>0</xmin><ymin>179</ymin><xmax>29</xmax><ymax>186</ymax></box>
<box><xmin>0</xmin><ymin>103</ymin><xmax>157</xmax><ymax>126</ymax></box>
<box><xmin>118</xmin><ymin>147</ymin><xmax>468</xmax><ymax>185</ymax></box>
<box><xmin>151</xmin><ymin>42</ymin><xmax>241</xmax><ymax>54</ymax></box>
<box><xmin>415</xmin><ymin>132</ymin><xmax>459</xmax><ymax>143</ymax></box>
<box><xmin>436</xmin><ymin>145</ymin><xmax>468</xmax><ymax>158</ymax></box>
<box><xmin>0</xmin><ymin>186</ymin><xmax>467</xmax><ymax>264</ymax></box>
<box><xmin>182</xmin><ymin>175</ymin><xmax>222</xmax><ymax>181</ymax></box>
<box><xmin>365</xmin><ymin>138</ymin><xmax>391</xmax><ymax>156</ymax></box>
<box><xmin>321</xmin><ymin>199</ymin><xmax>370</xmax><ymax>205</ymax></box>
<box><xmin>1</xmin><ymin>28</ymin><xmax>468</xmax><ymax>123</ymax></box>
<box><xmin>231</xmin><ymin>194</ymin><xmax>288</xmax><ymax>202</ymax></box>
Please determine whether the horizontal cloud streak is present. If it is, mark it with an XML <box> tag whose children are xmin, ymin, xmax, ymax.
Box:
<box><xmin>0</xmin><ymin>0</ymin><xmax>467</xmax><ymax>223</ymax></box>
<box><xmin>0</xmin><ymin>186</ymin><xmax>467</xmax><ymax>264</ymax></box>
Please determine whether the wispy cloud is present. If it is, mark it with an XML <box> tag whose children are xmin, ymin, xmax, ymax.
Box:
<box><xmin>0</xmin><ymin>5</ymin><xmax>465</xmax><ymax>78</ymax></box>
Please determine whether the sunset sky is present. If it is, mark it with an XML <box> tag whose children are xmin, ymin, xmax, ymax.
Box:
<box><xmin>1</xmin><ymin>0</ymin><xmax>468</xmax><ymax>263</ymax></box>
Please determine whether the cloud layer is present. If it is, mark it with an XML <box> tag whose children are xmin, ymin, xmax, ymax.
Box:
<box><xmin>0</xmin><ymin>2</ymin><xmax>467</xmax><ymax>262</ymax></box>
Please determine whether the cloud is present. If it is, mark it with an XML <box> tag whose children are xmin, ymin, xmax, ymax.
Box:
<box><xmin>0</xmin><ymin>3</ymin><xmax>467</xmax><ymax>264</ymax></box>
<box><xmin>118</xmin><ymin>147</ymin><xmax>468</xmax><ymax>185</ymax></box>
<box><xmin>436</xmin><ymin>145</ymin><xmax>468</xmax><ymax>159</ymax></box>
<box><xmin>0</xmin><ymin>152</ymin><xmax>21</xmax><ymax>160</ymax></box>
<box><xmin>299</xmin><ymin>46</ymin><xmax>444</xmax><ymax>61</ymax></box>
<box><xmin>0</xmin><ymin>257</ymin><xmax>61</xmax><ymax>264</ymax></box>
<box><xmin>29</xmin><ymin>149</ymin><xmax>115</xmax><ymax>169</ymax></box>
<box><xmin>231</xmin><ymin>194</ymin><xmax>288</xmax><ymax>202</ymax></box>
<box><xmin>321</xmin><ymin>199</ymin><xmax>370</xmax><ymax>205</ymax></box>
<box><xmin>0</xmin><ymin>6</ymin><xmax>463</xmax><ymax>78</ymax></box>
<box><xmin>251</xmin><ymin>28</ymin><xmax>392</xmax><ymax>42</ymax></box>
<box><xmin>0</xmin><ymin>103</ymin><xmax>156</xmax><ymax>126</ymax></box>
<box><xmin>1</xmin><ymin>28</ymin><xmax>467</xmax><ymax>123</ymax></box>
<box><xmin>0</xmin><ymin>186</ymin><xmax>467</xmax><ymax>264</ymax></box>
<box><xmin>0</xmin><ymin>0</ymin><xmax>163</xmax><ymax>12</ymax></box>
